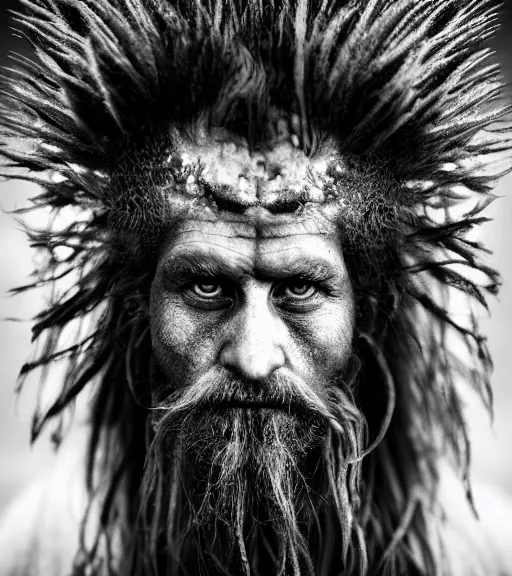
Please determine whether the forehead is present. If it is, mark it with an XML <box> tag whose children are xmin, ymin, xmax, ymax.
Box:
<box><xmin>159</xmin><ymin>213</ymin><xmax>347</xmax><ymax>281</ymax></box>
<box><xmin>158</xmin><ymin>133</ymin><xmax>349</xmax><ymax>273</ymax></box>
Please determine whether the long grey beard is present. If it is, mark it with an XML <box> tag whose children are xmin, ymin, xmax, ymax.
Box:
<box><xmin>133</xmin><ymin>367</ymin><xmax>367</xmax><ymax>576</ymax></box>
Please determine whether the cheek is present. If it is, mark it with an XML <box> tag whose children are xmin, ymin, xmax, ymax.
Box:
<box><xmin>289</xmin><ymin>301</ymin><xmax>355</xmax><ymax>382</ymax></box>
<box><xmin>149</xmin><ymin>283</ymin><xmax>220</xmax><ymax>385</ymax></box>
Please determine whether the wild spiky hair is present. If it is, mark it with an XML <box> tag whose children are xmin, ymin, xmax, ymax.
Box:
<box><xmin>1</xmin><ymin>0</ymin><xmax>511</xmax><ymax>574</ymax></box>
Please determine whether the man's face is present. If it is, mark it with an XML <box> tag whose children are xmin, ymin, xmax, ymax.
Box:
<box><xmin>150</xmin><ymin>216</ymin><xmax>354</xmax><ymax>398</ymax></box>
<box><xmin>150</xmin><ymin>139</ymin><xmax>355</xmax><ymax>404</ymax></box>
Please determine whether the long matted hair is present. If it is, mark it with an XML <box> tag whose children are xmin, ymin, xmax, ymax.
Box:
<box><xmin>1</xmin><ymin>0</ymin><xmax>511</xmax><ymax>574</ymax></box>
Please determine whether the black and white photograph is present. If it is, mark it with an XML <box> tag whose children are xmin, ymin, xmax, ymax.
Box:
<box><xmin>0</xmin><ymin>1</ymin><xmax>511</xmax><ymax>575</ymax></box>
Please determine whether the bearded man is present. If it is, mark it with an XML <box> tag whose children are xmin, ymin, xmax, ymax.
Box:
<box><xmin>0</xmin><ymin>0</ymin><xmax>511</xmax><ymax>575</ymax></box>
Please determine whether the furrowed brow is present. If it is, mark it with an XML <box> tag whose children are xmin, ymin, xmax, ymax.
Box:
<box><xmin>162</xmin><ymin>253</ymin><xmax>343</xmax><ymax>285</ymax></box>
<box><xmin>163</xmin><ymin>253</ymin><xmax>241</xmax><ymax>283</ymax></box>
<box><xmin>256</xmin><ymin>259</ymin><xmax>338</xmax><ymax>283</ymax></box>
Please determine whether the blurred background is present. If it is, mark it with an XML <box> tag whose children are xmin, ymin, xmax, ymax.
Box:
<box><xmin>0</xmin><ymin>0</ymin><xmax>511</xmax><ymax>518</ymax></box>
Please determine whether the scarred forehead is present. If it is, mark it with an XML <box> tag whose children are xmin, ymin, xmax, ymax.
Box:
<box><xmin>173</xmin><ymin>129</ymin><xmax>338</xmax><ymax>202</ymax></box>
<box><xmin>155</xmin><ymin>131</ymin><xmax>351</xmax><ymax>272</ymax></box>
<box><xmin>163</xmin><ymin>128</ymin><xmax>349</xmax><ymax>236</ymax></box>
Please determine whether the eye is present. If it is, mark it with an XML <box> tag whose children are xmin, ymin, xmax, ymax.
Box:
<box><xmin>283</xmin><ymin>282</ymin><xmax>317</xmax><ymax>299</ymax></box>
<box><xmin>273</xmin><ymin>279</ymin><xmax>322</xmax><ymax>312</ymax></box>
<box><xmin>192</xmin><ymin>282</ymin><xmax>224</xmax><ymax>298</ymax></box>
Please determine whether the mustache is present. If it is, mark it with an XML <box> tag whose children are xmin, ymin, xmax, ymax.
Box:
<box><xmin>150</xmin><ymin>367</ymin><xmax>346</xmax><ymax>434</ymax></box>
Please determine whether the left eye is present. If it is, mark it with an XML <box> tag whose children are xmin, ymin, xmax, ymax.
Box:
<box><xmin>283</xmin><ymin>282</ymin><xmax>317</xmax><ymax>299</ymax></box>
<box><xmin>192</xmin><ymin>283</ymin><xmax>223</xmax><ymax>298</ymax></box>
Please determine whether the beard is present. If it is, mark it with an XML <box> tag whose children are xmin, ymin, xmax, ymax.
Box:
<box><xmin>132</xmin><ymin>362</ymin><xmax>366</xmax><ymax>576</ymax></box>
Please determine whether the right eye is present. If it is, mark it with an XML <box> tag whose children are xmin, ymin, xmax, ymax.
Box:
<box><xmin>191</xmin><ymin>283</ymin><xmax>224</xmax><ymax>298</ymax></box>
<box><xmin>182</xmin><ymin>279</ymin><xmax>234</xmax><ymax>311</ymax></box>
<box><xmin>282</xmin><ymin>281</ymin><xmax>317</xmax><ymax>300</ymax></box>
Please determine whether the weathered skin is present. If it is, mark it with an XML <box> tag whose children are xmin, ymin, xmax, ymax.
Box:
<box><xmin>150</xmin><ymin>214</ymin><xmax>355</xmax><ymax>396</ymax></box>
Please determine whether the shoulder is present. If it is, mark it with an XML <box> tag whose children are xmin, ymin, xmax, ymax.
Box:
<box><xmin>0</xmin><ymin>430</ymin><xmax>89</xmax><ymax>576</ymax></box>
<box><xmin>438</xmin><ymin>466</ymin><xmax>512</xmax><ymax>576</ymax></box>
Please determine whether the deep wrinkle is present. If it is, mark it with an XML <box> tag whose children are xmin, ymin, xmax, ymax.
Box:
<box><xmin>162</xmin><ymin>251</ymin><xmax>342</xmax><ymax>292</ymax></box>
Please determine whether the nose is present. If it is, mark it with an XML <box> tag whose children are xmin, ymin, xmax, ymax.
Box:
<box><xmin>220</xmin><ymin>293</ymin><xmax>286</xmax><ymax>381</ymax></box>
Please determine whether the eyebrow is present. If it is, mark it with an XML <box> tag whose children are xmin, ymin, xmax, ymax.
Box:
<box><xmin>266</xmin><ymin>259</ymin><xmax>338</xmax><ymax>283</ymax></box>
<box><xmin>163</xmin><ymin>254</ymin><xmax>241</xmax><ymax>284</ymax></box>
<box><xmin>162</xmin><ymin>251</ymin><xmax>340</xmax><ymax>285</ymax></box>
